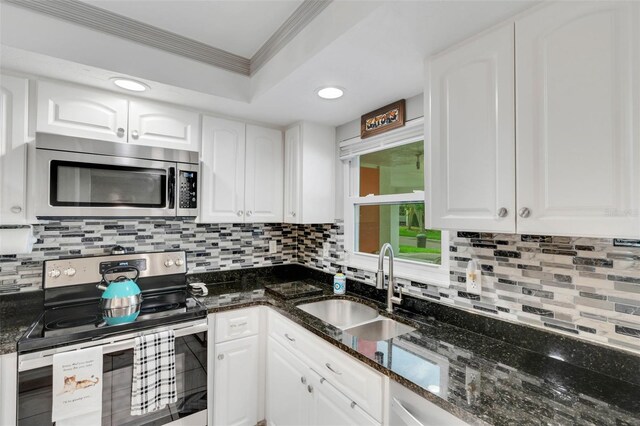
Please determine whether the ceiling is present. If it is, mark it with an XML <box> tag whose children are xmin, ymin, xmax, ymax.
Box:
<box><xmin>0</xmin><ymin>1</ymin><xmax>537</xmax><ymax>129</ymax></box>
<box><xmin>79</xmin><ymin>0</ymin><xmax>304</xmax><ymax>58</ymax></box>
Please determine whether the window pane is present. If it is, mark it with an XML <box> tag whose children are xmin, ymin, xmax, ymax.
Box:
<box><xmin>359</xmin><ymin>141</ymin><xmax>424</xmax><ymax>196</ymax></box>
<box><xmin>355</xmin><ymin>202</ymin><xmax>441</xmax><ymax>265</ymax></box>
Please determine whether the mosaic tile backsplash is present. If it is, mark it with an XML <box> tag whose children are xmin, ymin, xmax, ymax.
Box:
<box><xmin>2</xmin><ymin>219</ymin><xmax>640</xmax><ymax>353</ymax></box>
<box><xmin>0</xmin><ymin>220</ymin><xmax>296</xmax><ymax>292</ymax></box>
<box><xmin>295</xmin><ymin>223</ymin><xmax>640</xmax><ymax>354</ymax></box>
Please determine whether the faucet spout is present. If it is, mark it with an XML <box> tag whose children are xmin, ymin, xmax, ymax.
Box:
<box><xmin>376</xmin><ymin>243</ymin><xmax>402</xmax><ymax>313</ymax></box>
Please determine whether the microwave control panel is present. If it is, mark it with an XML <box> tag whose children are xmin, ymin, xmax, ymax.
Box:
<box><xmin>179</xmin><ymin>170</ymin><xmax>198</xmax><ymax>209</ymax></box>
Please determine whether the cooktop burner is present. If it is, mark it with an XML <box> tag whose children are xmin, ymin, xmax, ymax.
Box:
<box><xmin>45</xmin><ymin>314</ymin><xmax>101</xmax><ymax>331</ymax></box>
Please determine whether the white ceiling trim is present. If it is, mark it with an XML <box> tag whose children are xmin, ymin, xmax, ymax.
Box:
<box><xmin>250</xmin><ymin>0</ymin><xmax>332</xmax><ymax>75</ymax></box>
<box><xmin>4</xmin><ymin>0</ymin><xmax>332</xmax><ymax>77</ymax></box>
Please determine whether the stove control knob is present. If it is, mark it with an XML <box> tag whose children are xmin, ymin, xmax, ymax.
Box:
<box><xmin>175</xmin><ymin>259</ymin><xmax>184</xmax><ymax>266</ymax></box>
<box><xmin>164</xmin><ymin>259</ymin><xmax>174</xmax><ymax>267</ymax></box>
<box><xmin>48</xmin><ymin>269</ymin><xmax>61</xmax><ymax>278</ymax></box>
<box><xmin>64</xmin><ymin>268</ymin><xmax>77</xmax><ymax>277</ymax></box>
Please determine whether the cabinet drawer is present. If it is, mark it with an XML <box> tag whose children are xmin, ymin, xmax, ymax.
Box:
<box><xmin>215</xmin><ymin>308</ymin><xmax>260</xmax><ymax>343</ymax></box>
<box><xmin>268</xmin><ymin>310</ymin><xmax>383</xmax><ymax>422</ymax></box>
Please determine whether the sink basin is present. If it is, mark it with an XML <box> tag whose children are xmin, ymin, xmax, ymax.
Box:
<box><xmin>297</xmin><ymin>299</ymin><xmax>379</xmax><ymax>328</ymax></box>
<box><xmin>343</xmin><ymin>318</ymin><xmax>415</xmax><ymax>341</ymax></box>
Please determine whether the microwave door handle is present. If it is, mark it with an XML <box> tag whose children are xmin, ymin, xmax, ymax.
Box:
<box><xmin>168</xmin><ymin>167</ymin><xmax>176</xmax><ymax>210</ymax></box>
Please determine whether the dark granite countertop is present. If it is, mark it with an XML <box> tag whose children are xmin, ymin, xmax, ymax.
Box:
<box><xmin>196</xmin><ymin>277</ymin><xmax>640</xmax><ymax>426</ymax></box>
<box><xmin>2</xmin><ymin>267</ymin><xmax>640</xmax><ymax>425</ymax></box>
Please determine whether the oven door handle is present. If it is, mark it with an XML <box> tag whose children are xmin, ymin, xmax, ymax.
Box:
<box><xmin>168</xmin><ymin>166</ymin><xmax>176</xmax><ymax>210</ymax></box>
<box><xmin>19</xmin><ymin>320</ymin><xmax>208</xmax><ymax>371</ymax></box>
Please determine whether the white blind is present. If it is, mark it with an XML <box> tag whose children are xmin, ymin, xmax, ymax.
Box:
<box><xmin>339</xmin><ymin>117</ymin><xmax>424</xmax><ymax>160</ymax></box>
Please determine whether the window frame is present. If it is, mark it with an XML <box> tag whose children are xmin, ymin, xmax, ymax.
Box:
<box><xmin>341</xmin><ymin>122</ymin><xmax>450</xmax><ymax>287</ymax></box>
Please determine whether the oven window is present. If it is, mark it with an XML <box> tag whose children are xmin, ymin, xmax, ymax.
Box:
<box><xmin>51</xmin><ymin>161</ymin><xmax>167</xmax><ymax>208</ymax></box>
<box><xmin>18</xmin><ymin>333</ymin><xmax>208</xmax><ymax>425</ymax></box>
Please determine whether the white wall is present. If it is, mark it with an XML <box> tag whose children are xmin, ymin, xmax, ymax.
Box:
<box><xmin>334</xmin><ymin>93</ymin><xmax>425</xmax><ymax>220</ymax></box>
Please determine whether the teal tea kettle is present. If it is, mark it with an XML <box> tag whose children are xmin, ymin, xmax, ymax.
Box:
<box><xmin>97</xmin><ymin>266</ymin><xmax>142</xmax><ymax>325</ymax></box>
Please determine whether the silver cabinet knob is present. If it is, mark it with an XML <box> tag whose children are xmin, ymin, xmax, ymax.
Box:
<box><xmin>497</xmin><ymin>207</ymin><xmax>508</xmax><ymax>218</ymax></box>
<box><xmin>131</xmin><ymin>130</ymin><xmax>139</xmax><ymax>139</ymax></box>
<box><xmin>218</xmin><ymin>354</ymin><xmax>224</xmax><ymax>360</ymax></box>
<box><xmin>518</xmin><ymin>207</ymin><xmax>531</xmax><ymax>218</ymax></box>
<box><xmin>10</xmin><ymin>206</ymin><xmax>22</xmax><ymax>214</ymax></box>
<box><xmin>116</xmin><ymin>127</ymin><xmax>125</xmax><ymax>138</ymax></box>
<box><xmin>300</xmin><ymin>376</ymin><xmax>306</xmax><ymax>384</ymax></box>
<box><xmin>246</xmin><ymin>211</ymin><xmax>252</xmax><ymax>217</ymax></box>
<box><xmin>307</xmin><ymin>385</ymin><xmax>313</xmax><ymax>393</ymax></box>
<box><xmin>350</xmin><ymin>401</ymin><xmax>357</xmax><ymax>409</ymax></box>
<box><xmin>291</xmin><ymin>212</ymin><xmax>296</xmax><ymax>217</ymax></box>
<box><xmin>237</xmin><ymin>210</ymin><xmax>243</xmax><ymax>217</ymax></box>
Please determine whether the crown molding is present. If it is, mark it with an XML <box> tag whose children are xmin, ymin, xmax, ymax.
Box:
<box><xmin>250</xmin><ymin>0</ymin><xmax>333</xmax><ymax>75</ymax></box>
<box><xmin>3</xmin><ymin>0</ymin><xmax>332</xmax><ymax>77</ymax></box>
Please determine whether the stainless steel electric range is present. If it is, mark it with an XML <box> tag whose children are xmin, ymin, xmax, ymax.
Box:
<box><xmin>17</xmin><ymin>251</ymin><xmax>209</xmax><ymax>426</ymax></box>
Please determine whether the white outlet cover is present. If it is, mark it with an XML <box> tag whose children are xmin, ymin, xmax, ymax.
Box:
<box><xmin>322</xmin><ymin>242</ymin><xmax>330</xmax><ymax>257</ymax></box>
<box><xmin>465</xmin><ymin>367</ymin><xmax>481</xmax><ymax>405</ymax></box>
<box><xmin>465</xmin><ymin>260</ymin><xmax>482</xmax><ymax>295</ymax></box>
<box><xmin>269</xmin><ymin>240</ymin><xmax>277</xmax><ymax>254</ymax></box>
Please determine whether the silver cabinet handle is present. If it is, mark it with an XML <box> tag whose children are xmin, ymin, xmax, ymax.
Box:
<box><xmin>218</xmin><ymin>354</ymin><xmax>224</xmax><ymax>360</ymax></box>
<box><xmin>518</xmin><ymin>207</ymin><xmax>531</xmax><ymax>218</ymax></box>
<box><xmin>300</xmin><ymin>376</ymin><xmax>306</xmax><ymax>384</ymax></box>
<box><xmin>285</xmin><ymin>333</ymin><xmax>295</xmax><ymax>342</ymax></box>
<box><xmin>391</xmin><ymin>397</ymin><xmax>424</xmax><ymax>426</ymax></box>
<box><xmin>246</xmin><ymin>211</ymin><xmax>252</xmax><ymax>217</ymax></box>
<box><xmin>325</xmin><ymin>363</ymin><xmax>341</xmax><ymax>375</ymax></box>
<box><xmin>497</xmin><ymin>207</ymin><xmax>508</xmax><ymax>217</ymax></box>
<box><xmin>131</xmin><ymin>130</ymin><xmax>139</xmax><ymax>139</ymax></box>
<box><xmin>237</xmin><ymin>210</ymin><xmax>243</xmax><ymax>217</ymax></box>
<box><xmin>116</xmin><ymin>127</ymin><xmax>125</xmax><ymax>138</ymax></box>
<box><xmin>307</xmin><ymin>384</ymin><xmax>313</xmax><ymax>393</ymax></box>
<box><xmin>350</xmin><ymin>401</ymin><xmax>357</xmax><ymax>409</ymax></box>
<box><xmin>10</xmin><ymin>206</ymin><xmax>22</xmax><ymax>214</ymax></box>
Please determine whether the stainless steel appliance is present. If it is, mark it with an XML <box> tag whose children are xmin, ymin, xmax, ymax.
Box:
<box><xmin>35</xmin><ymin>135</ymin><xmax>199</xmax><ymax>217</ymax></box>
<box><xmin>17</xmin><ymin>251</ymin><xmax>208</xmax><ymax>426</ymax></box>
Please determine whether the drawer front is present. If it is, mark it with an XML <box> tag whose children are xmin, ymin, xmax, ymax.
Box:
<box><xmin>215</xmin><ymin>308</ymin><xmax>260</xmax><ymax>343</ymax></box>
<box><xmin>268</xmin><ymin>310</ymin><xmax>383</xmax><ymax>422</ymax></box>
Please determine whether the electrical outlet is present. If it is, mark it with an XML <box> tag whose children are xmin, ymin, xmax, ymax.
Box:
<box><xmin>465</xmin><ymin>367</ymin><xmax>481</xmax><ymax>405</ymax></box>
<box><xmin>269</xmin><ymin>240</ymin><xmax>277</xmax><ymax>254</ymax></box>
<box><xmin>466</xmin><ymin>260</ymin><xmax>482</xmax><ymax>295</ymax></box>
<box><xmin>322</xmin><ymin>242</ymin><xmax>330</xmax><ymax>257</ymax></box>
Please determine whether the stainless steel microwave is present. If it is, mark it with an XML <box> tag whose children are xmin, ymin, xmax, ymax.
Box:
<box><xmin>35</xmin><ymin>135</ymin><xmax>199</xmax><ymax>218</ymax></box>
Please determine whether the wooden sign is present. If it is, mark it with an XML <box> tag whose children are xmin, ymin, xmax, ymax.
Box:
<box><xmin>360</xmin><ymin>99</ymin><xmax>406</xmax><ymax>138</ymax></box>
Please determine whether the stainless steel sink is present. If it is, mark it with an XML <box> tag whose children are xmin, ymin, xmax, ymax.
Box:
<box><xmin>297</xmin><ymin>299</ymin><xmax>379</xmax><ymax>328</ymax></box>
<box><xmin>343</xmin><ymin>318</ymin><xmax>415</xmax><ymax>341</ymax></box>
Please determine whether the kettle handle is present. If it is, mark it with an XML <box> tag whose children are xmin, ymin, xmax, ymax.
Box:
<box><xmin>101</xmin><ymin>266</ymin><xmax>140</xmax><ymax>285</ymax></box>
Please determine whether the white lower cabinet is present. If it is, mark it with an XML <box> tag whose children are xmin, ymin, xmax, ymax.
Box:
<box><xmin>0</xmin><ymin>352</ymin><xmax>17</xmax><ymax>426</ymax></box>
<box><xmin>389</xmin><ymin>380</ymin><xmax>468</xmax><ymax>426</ymax></box>
<box><xmin>211</xmin><ymin>309</ymin><xmax>260</xmax><ymax>426</ymax></box>
<box><xmin>213</xmin><ymin>335</ymin><xmax>259</xmax><ymax>426</ymax></box>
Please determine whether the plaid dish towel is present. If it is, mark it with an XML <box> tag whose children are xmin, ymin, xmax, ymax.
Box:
<box><xmin>131</xmin><ymin>330</ymin><xmax>177</xmax><ymax>416</ymax></box>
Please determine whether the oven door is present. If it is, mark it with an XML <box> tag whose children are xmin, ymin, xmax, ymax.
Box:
<box><xmin>17</xmin><ymin>321</ymin><xmax>208</xmax><ymax>426</ymax></box>
<box><xmin>36</xmin><ymin>149</ymin><xmax>177</xmax><ymax>217</ymax></box>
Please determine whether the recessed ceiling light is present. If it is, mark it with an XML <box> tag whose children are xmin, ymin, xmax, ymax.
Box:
<box><xmin>317</xmin><ymin>87</ymin><xmax>344</xmax><ymax>100</ymax></box>
<box><xmin>111</xmin><ymin>78</ymin><xmax>148</xmax><ymax>92</ymax></box>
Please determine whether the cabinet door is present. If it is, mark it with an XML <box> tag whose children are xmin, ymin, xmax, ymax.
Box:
<box><xmin>516</xmin><ymin>2</ymin><xmax>640</xmax><ymax>237</ymax></box>
<box><xmin>426</xmin><ymin>23</ymin><xmax>515</xmax><ymax>232</ymax></box>
<box><xmin>213</xmin><ymin>336</ymin><xmax>259</xmax><ymax>426</ymax></box>
<box><xmin>0</xmin><ymin>75</ymin><xmax>29</xmax><ymax>225</ymax></box>
<box><xmin>36</xmin><ymin>81</ymin><xmax>128</xmax><ymax>142</ymax></box>
<box><xmin>283</xmin><ymin>125</ymin><xmax>301</xmax><ymax>223</ymax></box>
<box><xmin>128</xmin><ymin>100</ymin><xmax>200</xmax><ymax>151</ymax></box>
<box><xmin>245</xmin><ymin>125</ymin><xmax>283</xmax><ymax>223</ymax></box>
<box><xmin>0</xmin><ymin>353</ymin><xmax>17</xmax><ymax>426</ymax></box>
<box><xmin>200</xmin><ymin>116</ymin><xmax>246</xmax><ymax>223</ymax></box>
<box><xmin>310</xmin><ymin>371</ymin><xmax>379</xmax><ymax>426</ymax></box>
<box><xmin>266</xmin><ymin>337</ymin><xmax>310</xmax><ymax>426</ymax></box>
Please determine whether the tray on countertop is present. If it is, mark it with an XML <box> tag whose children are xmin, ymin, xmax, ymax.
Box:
<box><xmin>264</xmin><ymin>281</ymin><xmax>324</xmax><ymax>299</ymax></box>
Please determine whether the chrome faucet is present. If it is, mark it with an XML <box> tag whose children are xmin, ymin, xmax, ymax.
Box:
<box><xmin>376</xmin><ymin>243</ymin><xmax>402</xmax><ymax>313</ymax></box>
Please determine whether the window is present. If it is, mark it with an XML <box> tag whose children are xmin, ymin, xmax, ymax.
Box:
<box><xmin>341</xmin><ymin>122</ymin><xmax>449</xmax><ymax>286</ymax></box>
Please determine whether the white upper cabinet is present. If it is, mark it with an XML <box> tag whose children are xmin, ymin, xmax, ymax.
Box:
<box><xmin>284</xmin><ymin>122</ymin><xmax>335</xmax><ymax>224</ymax></box>
<box><xmin>200</xmin><ymin>116</ymin><xmax>246</xmax><ymax>223</ymax></box>
<box><xmin>36</xmin><ymin>81</ymin><xmax>128</xmax><ymax>143</ymax></box>
<box><xmin>128</xmin><ymin>100</ymin><xmax>200</xmax><ymax>151</ymax></box>
<box><xmin>516</xmin><ymin>2</ymin><xmax>640</xmax><ymax>237</ymax></box>
<box><xmin>427</xmin><ymin>23</ymin><xmax>515</xmax><ymax>233</ymax></box>
<box><xmin>200</xmin><ymin>117</ymin><xmax>283</xmax><ymax>223</ymax></box>
<box><xmin>0</xmin><ymin>74</ymin><xmax>29</xmax><ymax>225</ymax></box>
<box><xmin>36</xmin><ymin>81</ymin><xmax>200</xmax><ymax>150</ymax></box>
<box><xmin>245</xmin><ymin>125</ymin><xmax>283</xmax><ymax>223</ymax></box>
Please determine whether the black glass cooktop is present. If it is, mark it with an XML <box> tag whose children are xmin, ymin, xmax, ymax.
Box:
<box><xmin>18</xmin><ymin>290</ymin><xmax>207</xmax><ymax>353</ymax></box>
